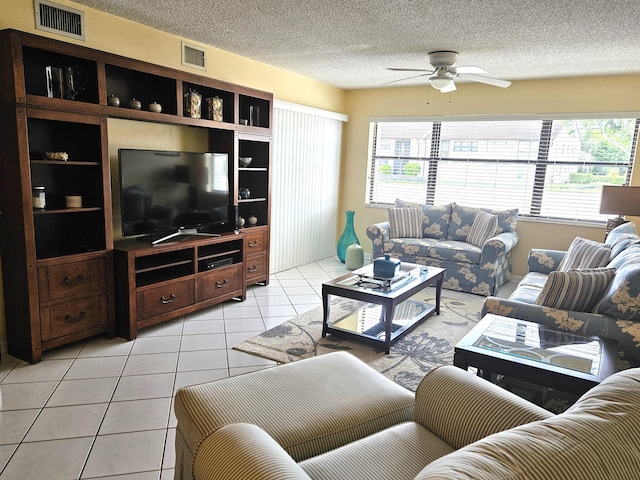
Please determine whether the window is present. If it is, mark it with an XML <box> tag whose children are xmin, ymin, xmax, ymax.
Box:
<box><xmin>367</xmin><ymin>117</ymin><xmax>639</xmax><ymax>222</ymax></box>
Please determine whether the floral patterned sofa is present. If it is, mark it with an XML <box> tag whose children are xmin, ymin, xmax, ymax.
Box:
<box><xmin>366</xmin><ymin>200</ymin><xmax>519</xmax><ymax>296</ymax></box>
<box><xmin>482</xmin><ymin>221</ymin><xmax>640</xmax><ymax>364</ymax></box>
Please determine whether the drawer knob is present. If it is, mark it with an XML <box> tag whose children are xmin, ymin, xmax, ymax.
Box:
<box><xmin>161</xmin><ymin>293</ymin><xmax>176</xmax><ymax>304</ymax></box>
<box><xmin>65</xmin><ymin>311</ymin><xmax>87</xmax><ymax>323</ymax></box>
<box><xmin>64</xmin><ymin>274</ymin><xmax>86</xmax><ymax>285</ymax></box>
<box><xmin>216</xmin><ymin>279</ymin><xmax>229</xmax><ymax>288</ymax></box>
<box><xmin>248</xmin><ymin>265</ymin><xmax>258</xmax><ymax>273</ymax></box>
<box><xmin>248</xmin><ymin>240</ymin><xmax>260</xmax><ymax>248</ymax></box>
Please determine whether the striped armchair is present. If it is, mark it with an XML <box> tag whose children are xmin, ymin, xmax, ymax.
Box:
<box><xmin>188</xmin><ymin>360</ymin><xmax>552</xmax><ymax>480</ymax></box>
<box><xmin>192</xmin><ymin>364</ymin><xmax>640</xmax><ymax>480</ymax></box>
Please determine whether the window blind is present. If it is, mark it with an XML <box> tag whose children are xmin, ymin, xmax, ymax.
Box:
<box><xmin>367</xmin><ymin>117</ymin><xmax>639</xmax><ymax>223</ymax></box>
<box><xmin>271</xmin><ymin>102</ymin><xmax>346</xmax><ymax>272</ymax></box>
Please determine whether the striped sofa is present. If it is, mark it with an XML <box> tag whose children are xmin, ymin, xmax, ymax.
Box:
<box><xmin>483</xmin><ymin>221</ymin><xmax>640</xmax><ymax>364</ymax></box>
<box><xmin>366</xmin><ymin>201</ymin><xmax>519</xmax><ymax>296</ymax></box>
<box><xmin>190</xmin><ymin>360</ymin><xmax>640</xmax><ymax>479</ymax></box>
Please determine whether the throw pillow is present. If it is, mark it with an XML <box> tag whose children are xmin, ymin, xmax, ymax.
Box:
<box><xmin>388</xmin><ymin>207</ymin><xmax>422</xmax><ymax>238</ymax></box>
<box><xmin>534</xmin><ymin>268</ymin><xmax>616</xmax><ymax>312</ymax></box>
<box><xmin>467</xmin><ymin>210</ymin><xmax>498</xmax><ymax>247</ymax></box>
<box><xmin>594</xmin><ymin>263</ymin><xmax>640</xmax><ymax>320</ymax></box>
<box><xmin>557</xmin><ymin>237</ymin><xmax>611</xmax><ymax>271</ymax></box>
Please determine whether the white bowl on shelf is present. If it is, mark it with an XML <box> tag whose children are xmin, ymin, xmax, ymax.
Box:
<box><xmin>239</xmin><ymin>157</ymin><xmax>252</xmax><ymax>167</ymax></box>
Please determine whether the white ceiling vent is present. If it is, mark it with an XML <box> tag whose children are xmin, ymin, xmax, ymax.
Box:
<box><xmin>34</xmin><ymin>0</ymin><xmax>85</xmax><ymax>41</ymax></box>
<box><xmin>182</xmin><ymin>42</ymin><xmax>206</xmax><ymax>70</ymax></box>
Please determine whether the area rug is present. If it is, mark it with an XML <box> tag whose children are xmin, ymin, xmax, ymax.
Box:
<box><xmin>234</xmin><ymin>289</ymin><xmax>486</xmax><ymax>391</ymax></box>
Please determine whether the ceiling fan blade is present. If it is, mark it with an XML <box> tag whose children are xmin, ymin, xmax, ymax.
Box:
<box><xmin>455</xmin><ymin>65</ymin><xmax>487</xmax><ymax>74</ymax></box>
<box><xmin>382</xmin><ymin>72</ymin><xmax>430</xmax><ymax>85</ymax></box>
<box><xmin>387</xmin><ymin>67</ymin><xmax>434</xmax><ymax>73</ymax></box>
<box><xmin>457</xmin><ymin>72</ymin><xmax>511</xmax><ymax>88</ymax></box>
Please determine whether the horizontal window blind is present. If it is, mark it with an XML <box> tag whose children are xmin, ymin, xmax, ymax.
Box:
<box><xmin>367</xmin><ymin>117</ymin><xmax>639</xmax><ymax>223</ymax></box>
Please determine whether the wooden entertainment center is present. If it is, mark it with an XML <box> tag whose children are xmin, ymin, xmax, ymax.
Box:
<box><xmin>0</xmin><ymin>29</ymin><xmax>272</xmax><ymax>362</ymax></box>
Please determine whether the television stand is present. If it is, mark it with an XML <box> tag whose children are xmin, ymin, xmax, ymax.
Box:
<box><xmin>114</xmin><ymin>234</ymin><xmax>245</xmax><ymax>340</ymax></box>
<box><xmin>137</xmin><ymin>228</ymin><xmax>221</xmax><ymax>245</ymax></box>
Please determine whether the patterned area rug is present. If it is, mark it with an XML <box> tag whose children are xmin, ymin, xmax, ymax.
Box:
<box><xmin>234</xmin><ymin>289</ymin><xmax>487</xmax><ymax>391</ymax></box>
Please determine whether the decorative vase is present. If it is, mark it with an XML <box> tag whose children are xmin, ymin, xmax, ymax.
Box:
<box><xmin>107</xmin><ymin>94</ymin><xmax>120</xmax><ymax>107</ymax></box>
<box><xmin>336</xmin><ymin>210</ymin><xmax>359</xmax><ymax>263</ymax></box>
<box><xmin>345</xmin><ymin>241</ymin><xmax>364</xmax><ymax>270</ymax></box>
<box><xmin>128</xmin><ymin>98</ymin><xmax>141</xmax><ymax>110</ymax></box>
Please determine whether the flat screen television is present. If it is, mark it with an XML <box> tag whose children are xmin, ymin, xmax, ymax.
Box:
<box><xmin>118</xmin><ymin>149</ymin><xmax>230</xmax><ymax>242</ymax></box>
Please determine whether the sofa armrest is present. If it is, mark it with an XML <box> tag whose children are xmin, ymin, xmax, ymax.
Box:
<box><xmin>482</xmin><ymin>296</ymin><xmax>623</xmax><ymax>341</ymax></box>
<box><xmin>194</xmin><ymin>423</ymin><xmax>312</xmax><ymax>480</ymax></box>
<box><xmin>480</xmin><ymin>231</ymin><xmax>519</xmax><ymax>264</ymax></box>
<box><xmin>527</xmin><ymin>248</ymin><xmax>566</xmax><ymax>274</ymax></box>
<box><xmin>366</xmin><ymin>221</ymin><xmax>391</xmax><ymax>257</ymax></box>
<box><xmin>413</xmin><ymin>365</ymin><xmax>552</xmax><ymax>450</ymax></box>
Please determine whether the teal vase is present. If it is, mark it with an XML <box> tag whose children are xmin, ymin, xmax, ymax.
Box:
<box><xmin>337</xmin><ymin>210</ymin><xmax>359</xmax><ymax>263</ymax></box>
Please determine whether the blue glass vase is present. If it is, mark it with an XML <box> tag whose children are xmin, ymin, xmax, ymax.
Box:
<box><xmin>337</xmin><ymin>210</ymin><xmax>359</xmax><ymax>263</ymax></box>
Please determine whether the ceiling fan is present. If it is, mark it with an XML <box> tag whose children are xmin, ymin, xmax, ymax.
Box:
<box><xmin>387</xmin><ymin>51</ymin><xmax>511</xmax><ymax>92</ymax></box>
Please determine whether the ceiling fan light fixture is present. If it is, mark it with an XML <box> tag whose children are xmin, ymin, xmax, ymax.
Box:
<box><xmin>430</xmin><ymin>77</ymin><xmax>452</xmax><ymax>90</ymax></box>
<box><xmin>429</xmin><ymin>71</ymin><xmax>453</xmax><ymax>91</ymax></box>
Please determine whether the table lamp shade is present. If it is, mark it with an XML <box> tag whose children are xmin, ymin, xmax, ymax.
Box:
<box><xmin>599</xmin><ymin>186</ymin><xmax>640</xmax><ymax>217</ymax></box>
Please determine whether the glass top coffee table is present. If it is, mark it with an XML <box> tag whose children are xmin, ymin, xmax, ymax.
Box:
<box><xmin>454</xmin><ymin>313</ymin><xmax>617</xmax><ymax>396</ymax></box>
<box><xmin>321</xmin><ymin>262</ymin><xmax>445</xmax><ymax>354</ymax></box>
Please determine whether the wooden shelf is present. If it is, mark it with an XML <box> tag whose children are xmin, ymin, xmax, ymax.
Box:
<box><xmin>0</xmin><ymin>28</ymin><xmax>272</xmax><ymax>362</ymax></box>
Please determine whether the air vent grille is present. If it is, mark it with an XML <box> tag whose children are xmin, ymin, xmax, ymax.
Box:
<box><xmin>34</xmin><ymin>0</ymin><xmax>85</xmax><ymax>41</ymax></box>
<box><xmin>182</xmin><ymin>42</ymin><xmax>206</xmax><ymax>70</ymax></box>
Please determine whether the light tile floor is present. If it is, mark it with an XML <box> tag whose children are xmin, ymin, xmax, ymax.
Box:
<box><xmin>0</xmin><ymin>257</ymin><xmax>515</xmax><ymax>479</ymax></box>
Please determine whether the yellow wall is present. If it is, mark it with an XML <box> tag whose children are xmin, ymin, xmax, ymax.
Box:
<box><xmin>0</xmin><ymin>0</ymin><xmax>345</xmax><ymax>112</ymax></box>
<box><xmin>341</xmin><ymin>77</ymin><xmax>640</xmax><ymax>276</ymax></box>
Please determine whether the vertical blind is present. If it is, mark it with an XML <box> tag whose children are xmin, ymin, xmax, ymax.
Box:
<box><xmin>367</xmin><ymin>117</ymin><xmax>639</xmax><ymax>222</ymax></box>
<box><xmin>270</xmin><ymin>101</ymin><xmax>346</xmax><ymax>272</ymax></box>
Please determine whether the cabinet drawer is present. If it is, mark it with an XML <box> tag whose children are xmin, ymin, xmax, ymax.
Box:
<box><xmin>245</xmin><ymin>230</ymin><xmax>266</xmax><ymax>253</ymax></box>
<box><xmin>137</xmin><ymin>279</ymin><xmax>195</xmax><ymax>320</ymax></box>
<box><xmin>246</xmin><ymin>252</ymin><xmax>267</xmax><ymax>282</ymax></box>
<box><xmin>38</xmin><ymin>258</ymin><xmax>105</xmax><ymax>302</ymax></box>
<box><xmin>198</xmin><ymin>264</ymin><xmax>243</xmax><ymax>302</ymax></box>
<box><xmin>40</xmin><ymin>294</ymin><xmax>107</xmax><ymax>341</ymax></box>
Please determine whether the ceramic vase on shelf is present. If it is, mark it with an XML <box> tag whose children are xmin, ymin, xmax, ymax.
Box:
<box><xmin>336</xmin><ymin>210</ymin><xmax>359</xmax><ymax>263</ymax></box>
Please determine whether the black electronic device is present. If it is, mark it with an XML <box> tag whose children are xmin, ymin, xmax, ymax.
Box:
<box><xmin>206</xmin><ymin>257</ymin><xmax>234</xmax><ymax>270</ymax></box>
<box><xmin>119</xmin><ymin>149</ymin><xmax>231</xmax><ymax>243</ymax></box>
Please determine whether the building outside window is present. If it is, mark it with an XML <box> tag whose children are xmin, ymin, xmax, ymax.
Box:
<box><xmin>366</xmin><ymin>117</ymin><xmax>639</xmax><ymax>223</ymax></box>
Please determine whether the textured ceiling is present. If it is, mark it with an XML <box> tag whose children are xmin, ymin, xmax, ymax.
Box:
<box><xmin>74</xmin><ymin>0</ymin><xmax>640</xmax><ymax>89</ymax></box>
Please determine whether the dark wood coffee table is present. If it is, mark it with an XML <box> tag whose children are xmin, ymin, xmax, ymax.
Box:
<box><xmin>321</xmin><ymin>263</ymin><xmax>445</xmax><ymax>354</ymax></box>
<box><xmin>454</xmin><ymin>313</ymin><xmax>617</xmax><ymax>396</ymax></box>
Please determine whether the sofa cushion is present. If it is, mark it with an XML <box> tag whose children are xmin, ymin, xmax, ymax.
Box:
<box><xmin>557</xmin><ymin>237</ymin><xmax>611</xmax><ymax>271</ymax></box>
<box><xmin>300</xmin><ymin>422</ymin><xmax>454</xmax><ymax>480</ymax></box>
<box><xmin>417</xmin><ymin>368</ymin><xmax>640</xmax><ymax>480</ymax></box>
<box><xmin>534</xmin><ymin>267</ymin><xmax>616</xmax><ymax>312</ymax></box>
<box><xmin>606</xmin><ymin>244</ymin><xmax>640</xmax><ymax>270</ymax></box>
<box><xmin>395</xmin><ymin>199</ymin><xmax>451</xmax><ymax>240</ymax></box>
<box><xmin>594</xmin><ymin>263</ymin><xmax>640</xmax><ymax>320</ymax></box>
<box><xmin>517</xmin><ymin>272</ymin><xmax>548</xmax><ymax>289</ymax></box>
<box><xmin>605</xmin><ymin>220</ymin><xmax>639</xmax><ymax>248</ymax></box>
<box><xmin>447</xmin><ymin>203</ymin><xmax>518</xmax><ymax>241</ymax></box>
<box><xmin>428</xmin><ymin>241</ymin><xmax>482</xmax><ymax>264</ymax></box>
<box><xmin>388</xmin><ymin>207</ymin><xmax>422</xmax><ymax>238</ymax></box>
<box><xmin>509</xmin><ymin>284</ymin><xmax>544</xmax><ymax>304</ymax></box>
<box><xmin>467</xmin><ymin>210</ymin><xmax>497</xmax><ymax>247</ymax></box>
<box><xmin>610</xmin><ymin>235</ymin><xmax>640</xmax><ymax>258</ymax></box>
<box><xmin>383</xmin><ymin>237</ymin><xmax>442</xmax><ymax>258</ymax></box>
